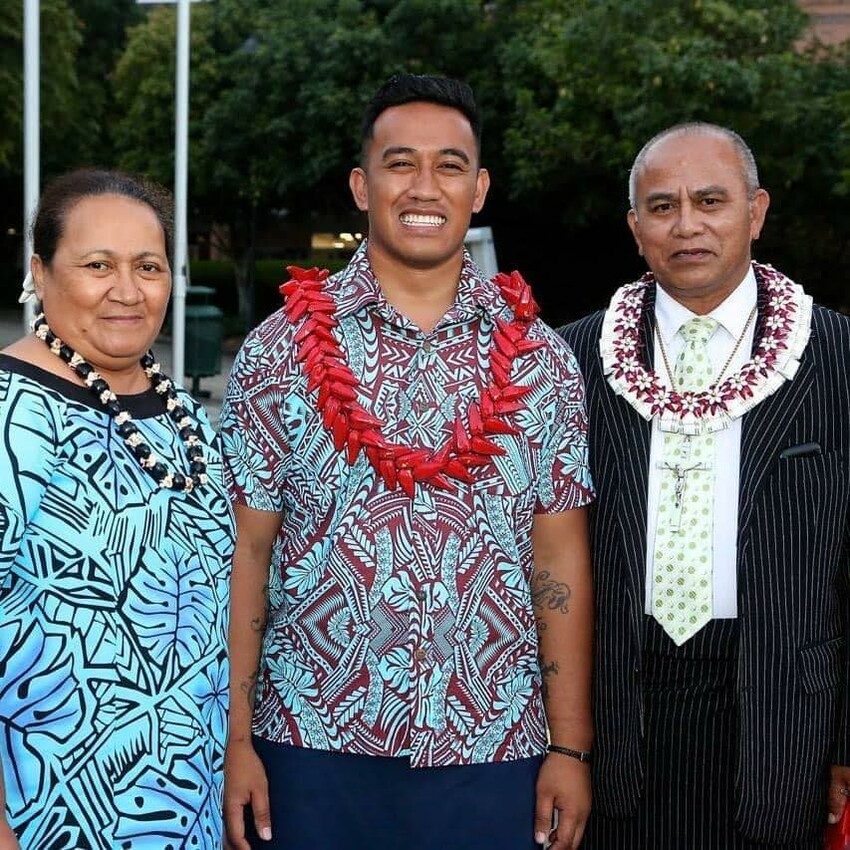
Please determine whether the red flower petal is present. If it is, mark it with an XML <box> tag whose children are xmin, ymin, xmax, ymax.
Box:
<box><xmin>444</xmin><ymin>459</ymin><xmax>474</xmax><ymax>482</ymax></box>
<box><xmin>454</xmin><ymin>416</ymin><xmax>470</xmax><ymax>453</ymax></box>
<box><xmin>483</xmin><ymin>417</ymin><xmax>519</xmax><ymax>436</ymax></box>
<box><xmin>346</xmin><ymin>429</ymin><xmax>361</xmax><ymax>465</ymax></box>
<box><xmin>413</xmin><ymin>460</ymin><xmax>446</xmax><ymax>481</ymax></box>
<box><xmin>398</xmin><ymin>467</ymin><xmax>416</xmax><ymax>498</ymax></box>
<box><xmin>379</xmin><ymin>458</ymin><xmax>397</xmax><ymax>490</ymax></box>
<box><xmin>332</xmin><ymin>411</ymin><xmax>349</xmax><ymax>452</ymax></box>
<box><xmin>468</xmin><ymin>402</ymin><xmax>483</xmax><ymax>436</ymax></box>
<box><xmin>470</xmin><ymin>435</ymin><xmax>506</xmax><ymax>456</ymax></box>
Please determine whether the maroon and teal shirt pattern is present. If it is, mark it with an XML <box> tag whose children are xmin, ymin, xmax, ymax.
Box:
<box><xmin>220</xmin><ymin>242</ymin><xmax>594</xmax><ymax>767</ymax></box>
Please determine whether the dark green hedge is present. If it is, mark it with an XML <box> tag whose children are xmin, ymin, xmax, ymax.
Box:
<box><xmin>190</xmin><ymin>257</ymin><xmax>350</xmax><ymax>325</ymax></box>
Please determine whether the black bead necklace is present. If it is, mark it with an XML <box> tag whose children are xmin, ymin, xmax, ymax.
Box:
<box><xmin>33</xmin><ymin>313</ymin><xmax>208</xmax><ymax>492</ymax></box>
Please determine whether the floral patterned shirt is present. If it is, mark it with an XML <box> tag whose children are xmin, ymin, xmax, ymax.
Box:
<box><xmin>220</xmin><ymin>243</ymin><xmax>594</xmax><ymax>766</ymax></box>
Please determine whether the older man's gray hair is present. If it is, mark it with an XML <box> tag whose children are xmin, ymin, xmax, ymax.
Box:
<box><xmin>628</xmin><ymin>122</ymin><xmax>760</xmax><ymax>210</ymax></box>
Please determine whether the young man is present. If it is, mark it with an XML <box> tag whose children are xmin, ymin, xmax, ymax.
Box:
<box><xmin>561</xmin><ymin>123</ymin><xmax>850</xmax><ymax>848</ymax></box>
<box><xmin>220</xmin><ymin>74</ymin><xmax>595</xmax><ymax>850</ymax></box>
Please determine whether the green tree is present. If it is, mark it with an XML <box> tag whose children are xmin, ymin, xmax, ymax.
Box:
<box><xmin>112</xmin><ymin>0</ymin><xmax>383</xmax><ymax>320</ymax></box>
<box><xmin>0</xmin><ymin>1</ymin><xmax>81</xmax><ymax>175</ymax></box>
<box><xmin>112</xmin><ymin>4</ymin><xmax>218</xmax><ymax>184</ymax></box>
<box><xmin>0</xmin><ymin>0</ymin><xmax>83</xmax><ymax>279</ymax></box>
<box><xmin>62</xmin><ymin>0</ymin><xmax>141</xmax><ymax>168</ymax></box>
<box><xmin>111</xmin><ymin>0</ymin><xmax>495</xmax><ymax>323</ymax></box>
<box><xmin>499</xmin><ymin>0</ymin><xmax>809</xmax><ymax>203</ymax></box>
<box><xmin>491</xmin><ymin>0</ymin><xmax>850</xmax><ymax>317</ymax></box>
<box><xmin>108</xmin><ymin>0</ymin><xmax>850</xmax><ymax>321</ymax></box>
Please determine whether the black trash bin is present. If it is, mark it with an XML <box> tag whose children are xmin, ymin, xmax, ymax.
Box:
<box><xmin>184</xmin><ymin>286</ymin><xmax>222</xmax><ymax>397</ymax></box>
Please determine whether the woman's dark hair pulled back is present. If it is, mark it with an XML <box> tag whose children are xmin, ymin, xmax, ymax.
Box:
<box><xmin>32</xmin><ymin>169</ymin><xmax>174</xmax><ymax>266</ymax></box>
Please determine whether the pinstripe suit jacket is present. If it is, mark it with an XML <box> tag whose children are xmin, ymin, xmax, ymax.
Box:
<box><xmin>559</xmin><ymin>299</ymin><xmax>850</xmax><ymax>843</ymax></box>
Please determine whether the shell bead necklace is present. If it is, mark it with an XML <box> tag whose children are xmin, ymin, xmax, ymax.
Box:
<box><xmin>33</xmin><ymin>313</ymin><xmax>208</xmax><ymax>492</ymax></box>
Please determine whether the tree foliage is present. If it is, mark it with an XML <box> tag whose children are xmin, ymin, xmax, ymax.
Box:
<box><xmin>0</xmin><ymin>1</ymin><xmax>81</xmax><ymax>174</ymax></box>
<box><xmin>5</xmin><ymin>0</ymin><xmax>850</xmax><ymax>318</ymax></box>
<box><xmin>492</xmin><ymin>0</ymin><xmax>850</xmax><ymax>317</ymax></box>
<box><xmin>62</xmin><ymin>0</ymin><xmax>141</xmax><ymax>168</ymax></box>
<box><xmin>499</xmin><ymin>0</ymin><xmax>809</xmax><ymax>204</ymax></box>
<box><xmin>0</xmin><ymin>0</ymin><xmax>139</xmax><ymax>261</ymax></box>
<box><xmin>111</xmin><ymin>0</ymin><xmax>495</xmax><ymax>319</ymax></box>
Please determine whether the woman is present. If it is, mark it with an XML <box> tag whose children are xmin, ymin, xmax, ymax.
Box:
<box><xmin>0</xmin><ymin>170</ymin><xmax>233</xmax><ymax>849</ymax></box>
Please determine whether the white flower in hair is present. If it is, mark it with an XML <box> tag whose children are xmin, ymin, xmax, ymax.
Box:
<box><xmin>18</xmin><ymin>271</ymin><xmax>37</xmax><ymax>304</ymax></box>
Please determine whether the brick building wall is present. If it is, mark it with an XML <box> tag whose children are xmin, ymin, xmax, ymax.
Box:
<box><xmin>799</xmin><ymin>0</ymin><xmax>850</xmax><ymax>43</ymax></box>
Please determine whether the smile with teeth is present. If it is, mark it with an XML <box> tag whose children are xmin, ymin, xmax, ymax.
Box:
<box><xmin>400</xmin><ymin>213</ymin><xmax>446</xmax><ymax>227</ymax></box>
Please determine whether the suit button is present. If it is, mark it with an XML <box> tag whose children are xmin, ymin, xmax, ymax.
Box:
<box><xmin>416</xmin><ymin>589</ymin><xmax>427</xmax><ymax>601</ymax></box>
<box><xmin>414</xmin><ymin>647</ymin><xmax>427</xmax><ymax>661</ymax></box>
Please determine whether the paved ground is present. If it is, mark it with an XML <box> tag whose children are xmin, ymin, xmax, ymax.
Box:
<box><xmin>0</xmin><ymin>310</ymin><xmax>236</xmax><ymax>427</ymax></box>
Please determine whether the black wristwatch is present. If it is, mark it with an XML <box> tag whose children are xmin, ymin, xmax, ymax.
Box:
<box><xmin>547</xmin><ymin>743</ymin><xmax>592</xmax><ymax>764</ymax></box>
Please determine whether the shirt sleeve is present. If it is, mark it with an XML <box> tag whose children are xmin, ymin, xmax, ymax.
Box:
<box><xmin>219</xmin><ymin>339</ymin><xmax>289</xmax><ymax>514</ymax></box>
<box><xmin>0</xmin><ymin>377</ymin><xmax>60</xmax><ymax>588</ymax></box>
<box><xmin>535</xmin><ymin>337</ymin><xmax>596</xmax><ymax>514</ymax></box>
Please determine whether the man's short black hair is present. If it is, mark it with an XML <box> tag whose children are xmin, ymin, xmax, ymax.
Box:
<box><xmin>360</xmin><ymin>73</ymin><xmax>481</xmax><ymax>160</ymax></box>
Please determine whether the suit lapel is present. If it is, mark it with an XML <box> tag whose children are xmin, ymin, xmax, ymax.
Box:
<box><xmin>602</xmin><ymin>299</ymin><xmax>655</xmax><ymax>607</ymax></box>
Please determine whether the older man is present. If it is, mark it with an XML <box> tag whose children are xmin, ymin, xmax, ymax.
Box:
<box><xmin>560</xmin><ymin>123</ymin><xmax>850</xmax><ymax>848</ymax></box>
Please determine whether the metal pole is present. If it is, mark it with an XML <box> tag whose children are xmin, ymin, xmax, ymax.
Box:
<box><xmin>23</xmin><ymin>0</ymin><xmax>39</xmax><ymax>331</ymax></box>
<box><xmin>172</xmin><ymin>0</ymin><xmax>190</xmax><ymax>385</ymax></box>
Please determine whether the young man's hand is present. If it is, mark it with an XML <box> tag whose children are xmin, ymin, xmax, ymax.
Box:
<box><xmin>534</xmin><ymin>753</ymin><xmax>591</xmax><ymax>848</ymax></box>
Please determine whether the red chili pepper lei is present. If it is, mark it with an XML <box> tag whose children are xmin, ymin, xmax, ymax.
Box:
<box><xmin>282</xmin><ymin>264</ymin><xmax>541</xmax><ymax>497</ymax></box>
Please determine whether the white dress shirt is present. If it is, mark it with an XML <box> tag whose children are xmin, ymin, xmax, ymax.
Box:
<box><xmin>644</xmin><ymin>269</ymin><xmax>757</xmax><ymax>618</ymax></box>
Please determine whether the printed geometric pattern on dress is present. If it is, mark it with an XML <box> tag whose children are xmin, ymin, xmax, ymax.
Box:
<box><xmin>221</xmin><ymin>245</ymin><xmax>594</xmax><ymax>767</ymax></box>
<box><xmin>0</xmin><ymin>368</ymin><xmax>233</xmax><ymax>849</ymax></box>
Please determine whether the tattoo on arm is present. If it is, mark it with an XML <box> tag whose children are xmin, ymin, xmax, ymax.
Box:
<box><xmin>531</xmin><ymin>570</ymin><xmax>571</xmax><ymax>614</ymax></box>
<box><xmin>240</xmin><ymin>670</ymin><xmax>259</xmax><ymax>711</ymax></box>
<box><xmin>251</xmin><ymin>583</ymin><xmax>271</xmax><ymax>634</ymax></box>
<box><xmin>539</xmin><ymin>657</ymin><xmax>560</xmax><ymax>700</ymax></box>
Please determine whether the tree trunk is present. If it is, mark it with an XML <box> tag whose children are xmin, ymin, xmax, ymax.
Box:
<box><xmin>217</xmin><ymin>211</ymin><xmax>256</xmax><ymax>331</ymax></box>
<box><xmin>233</xmin><ymin>251</ymin><xmax>251</xmax><ymax>327</ymax></box>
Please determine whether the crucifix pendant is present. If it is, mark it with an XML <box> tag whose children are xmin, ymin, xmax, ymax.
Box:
<box><xmin>658</xmin><ymin>460</ymin><xmax>709</xmax><ymax>531</ymax></box>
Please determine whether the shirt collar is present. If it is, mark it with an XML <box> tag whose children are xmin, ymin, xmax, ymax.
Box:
<box><xmin>654</xmin><ymin>266</ymin><xmax>757</xmax><ymax>343</ymax></box>
<box><xmin>329</xmin><ymin>239</ymin><xmax>504</xmax><ymax>323</ymax></box>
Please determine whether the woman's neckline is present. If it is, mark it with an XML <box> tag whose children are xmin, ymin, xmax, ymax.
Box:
<box><xmin>0</xmin><ymin>352</ymin><xmax>170</xmax><ymax>419</ymax></box>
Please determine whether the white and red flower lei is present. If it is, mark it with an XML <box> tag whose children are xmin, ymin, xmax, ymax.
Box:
<box><xmin>280</xmin><ymin>265</ymin><xmax>544</xmax><ymax>497</ymax></box>
<box><xmin>600</xmin><ymin>262</ymin><xmax>813</xmax><ymax>435</ymax></box>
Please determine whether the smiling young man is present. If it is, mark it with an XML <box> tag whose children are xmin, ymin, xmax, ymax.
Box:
<box><xmin>219</xmin><ymin>75</ymin><xmax>595</xmax><ymax>850</ymax></box>
<box><xmin>560</xmin><ymin>123</ymin><xmax>850</xmax><ymax>848</ymax></box>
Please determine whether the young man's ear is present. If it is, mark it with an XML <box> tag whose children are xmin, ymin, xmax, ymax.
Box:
<box><xmin>472</xmin><ymin>168</ymin><xmax>490</xmax><ymax>214</ymax></box>
<box><xmin>349</xmin><ymin>168</ymin><xmax>369</xmax><ymax>212</ymax></box>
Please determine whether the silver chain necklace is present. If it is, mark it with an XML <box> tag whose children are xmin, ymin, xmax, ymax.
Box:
<box><xmin>655</xmin><ymin>306</ymin><xmax>757</xmax><ymax>393</ymax></box>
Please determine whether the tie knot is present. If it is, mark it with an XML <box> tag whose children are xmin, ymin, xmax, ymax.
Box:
<box><xmin>679</xmin><ymin>316</ymin><xmax>718</xmax><ymax>346</ymax></box>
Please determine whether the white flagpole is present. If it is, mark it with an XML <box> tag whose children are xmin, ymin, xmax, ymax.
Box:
<box><xmin>171</xmin><ymin>0</ymin><xmax>190</xmax><ymax>385</ymax></box>
<box><xmin>23</xmin><ymin>0</ymin><xmax>40</xmax><ymax>331</ymax></box>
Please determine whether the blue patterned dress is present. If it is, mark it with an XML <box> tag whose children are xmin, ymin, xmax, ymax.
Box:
<box><xmin>0</xmin><ymin>354</ymin><xmax>233</xmax><ymax>849</ymax></box>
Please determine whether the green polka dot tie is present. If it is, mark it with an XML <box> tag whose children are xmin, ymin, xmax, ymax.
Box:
<box><xmin>652</xmin><ymin>316</ymin><xmax>718</xmax><ymax>645</ymax></box>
